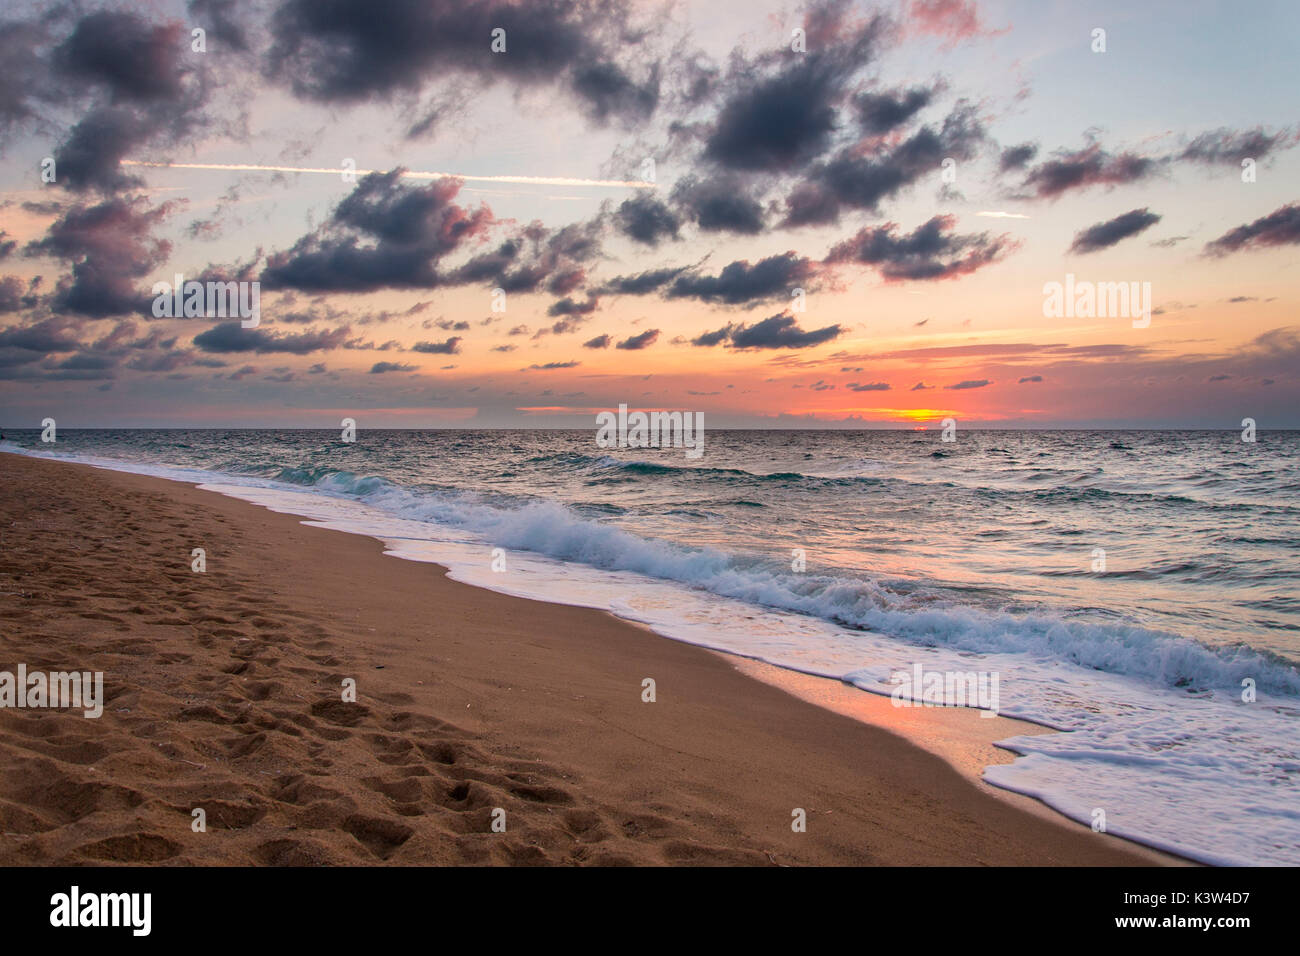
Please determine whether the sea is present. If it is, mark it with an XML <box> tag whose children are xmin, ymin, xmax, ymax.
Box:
<box><xmin>2</xmin><ymin>427</ymin><xmax>1297</xmax><ymax>865</ymax></box>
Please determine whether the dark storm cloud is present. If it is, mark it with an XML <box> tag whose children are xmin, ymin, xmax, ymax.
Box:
<box><xmin>597</xmin><ymin>267</ymin><xmax>688</xmax><ymax>295</ymax></box>
<box><xmin>188</xmin><ymin>0</ymin><xmax>250</xmax><ymax>52</ymax></box>
<box><xmin>615</xmin><ymin>194</ymin><xmax>680</xmax><ymax>246</ymax></box>
<box><xmin>1180</xmin><ymin>126</ymin><xmax>1297</xmax><ymax>164</ymax></box>
<box><xmin>1020</xmin><ymin>143</ymin><xmax>1160</xmax><ymax>199</ymax></box>
<box><xmin>265</xmin><ymin>0</ymin><xmax>658</xmax><ymax>127</ymax></box>
<box><xmin>666</xmin><ymin>253</ymin><xmax>817</xmax><ymax>305</ymax></box>
<box><xmin>52</xmin><ymin>12</ymin><xmax>185</xmax><ymax>102</ymax></box>
<box><xmin>998</xmin><ymin>142</ymin><xmax>1037</xmax><ymax>171</ymax></box>
<box><xmin>616</xmin><ymin>329</ymin><xmax>659</xmax><ymax>350</ymax></box>
<box><xmin>1204</xmin><ymin>203</ymin><xmax>1300</xmax><ymax>256</ymax></box>
<box><xmin>0</xmin><ymin>19</ymin><xmax>51</xmax><ymax>141</ymax></box>
<box><xmin>45</xmin><ymin>12</ymin><xmax>207</xmax><ymax>194</ymax></box>
<box><xmin>824</xmin><ymin>215</ymin><xmax>1012</xmax><ymax>281</ymax></box>
<box><xmin>0</xmin><ymin>317</ymin><xmax>81</xmax><ymax>353</ymax></box>
<box><xmin>26</xmin><ymin>196</ymin><xmax>174</xmax><ymax>318</ymax></box>
<box><xmin>671</xmin><ymin>175</ymin><xmax>765</xmax><ymax>234</ymax></box>
<box><xmin>1068</xmin><ymin>208</ymin><xmax>1161</xmax><ymax>254</ymax></box>
<box><xmin>411</xmin><ymin>337</ymin><xmax>462</xmax><ymax>354</ymax></box>
<box><xmin>547</xmin><ymin>296</ymin><xmax>599</xmax><ymax>316</ymax></box>
<box><xmin>702</xmin><ymin>3</ymin><xmax>888</xmax><ymax>173</ymax></box>
<box><xmin>193</xmin><ymin>321</ymin><xmax>350</xmax><ymax>354</ymax></box>
<box><xmin>854</xmin><ymin>85</ymin><xmax>934</xmax><ymax>134</ymax></box>
<box><xmin>781</xmin><ymin>101</ymin><xmax>987</xmax><ymax>226</ymax></box>
<box><xmin>261</xmin><ymin>171</ymin><xmax>496</xmax><ymax>292</ymax></box>
<box><xmin>693</xmin><ymin>313</ymin><xmax>843</xmax><ymax>350</ymax></box>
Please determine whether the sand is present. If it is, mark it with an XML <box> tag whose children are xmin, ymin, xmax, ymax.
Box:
<box><xmin>0</xmin><ymin>452</ymin><xmax>1171</xmax><ymax>865</ymax></box>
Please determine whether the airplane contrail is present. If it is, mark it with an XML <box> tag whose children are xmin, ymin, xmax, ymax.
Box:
<box><xmin>120</xmin><ymin>160</ymin><xmax>655</xmax><ymax>189</ymax></box>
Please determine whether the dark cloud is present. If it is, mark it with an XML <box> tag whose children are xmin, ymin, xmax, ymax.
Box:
<box><xmin>1018</xmin><ymin>375</ymin><xmax>1042</xmax><ymax>383</ymax></box>
<box><xmin>52</xmin><ymin>12</ymin><xmax>185</xmax><ymax>103</ymax></box>
<box><xmin>667</xmin><ymin>252</ymin><xmax>818</xmax><ymax>305</ymax></box>
<box><xmin>854</xmin><ymin>85</ymin><xmax>934</xmax><ymax>134</ymax></box>
<box><xmin>261</xmin><ymin>171</ymin><xmax>496</xmax><ymax>291</ymax></box>
<box><xmin>370</xmin><ymin>361</ymin><xmax>416</xmax><ymax>373</ymax></box>
<box><xmin>597</xmin><ymin>266</ymin><xmax>688</xmax><ymax>295</ymax></box>
<box><xmin>1020</xmin><ymin>143</ymin><xmax>1160</xmax><ymax>199</ymax></box>
<box><xmin>412</xmin><ymin>337</ymin><xmax>462</xmax><ymax>354</ymax></box>
<box><xmin>825</xmin><ymin>215</ymin><xmax>1013</xmax><ymax>280</ymax></box>
<box><xmin>616</xmin><ymin>329</ymin><xmax>659</xmax><ymax>350</ymax></box>
<box><xmin>615</xmin><ymin>194</ymin><xmax>680</xmax><ymax>246</ymax></box>
<box><xmin>1068</xmin><ymin>207</ymin><xmax>1161</xmax><ymax>254</ymax></box>
<box><xmin>583</xmin><ymin>334</ymin><xmax>611</xmax><ymax>349</ymax></box>
<box><xmin>26</xmin><ymin>196</ymin><xmax>174</xmax><ymax>317</ymax></box>
<box><xmin>781</xmin><ymin>101</ymin><xmax>986</xmax><ymax>226</ymax></box>
<box><xmin>1180</xmin><ymin>127</ymin><xmax>1297</xmax><ymax>165</ymax></box>
<box><xmin>998</xmin><ymin>142</ymin><xmax>1037</xmax><ymax>171</ymax></box>
<box><xmin>702</xmin><ymin>2</ymin><xmax>887</xmax><ymax>173</ymax></box>
<box><xmin>266</xmin><ymin>0</ymin><xmax>658</xmax><ymax>126</ymax></box>
<box><xmin>188</xmin><ymin>0</ymin><xmax>250</xmax><ymax>52</ymax></box>
<box><xmin>1204</xmin><ymin>203</ymin><xmax>1300</xmax><ymax>257</ymax></box>
<box><xmin>846</xmin><ymin>381</ymin><xmax>890</xmax><ymax>391</ymax></box>
<box><xmin>193</xmin><ymin>321</ymin><xmax>350</xmax><ymax>354</ymax></box>
<box><xmin>0</xmin><ymin>19</ymin><xmax>50</xmax><ymax>141</ymax></box>
<box><xmin>945</xmin><ymin>379</ymin><xmax>991</xmax><ymax>389</ymax></box>
<box><xmin>671</xmin><ymin>175</ymin><xmax>765</xmax><ymax>234</ymax></box>
<box><xmin>547</xmin><ymin>296</ymin><xmax>599</xmax><ymax>317</ymax></box>
<box><xmin>693</xmin><ymin>312</ymin><xmax>843</xmax><ymax>350</ymax></box>
<box><xmin>526</xmin><ymin>360</ymin><xmax>580</xmax><ymax>369</ymax></box>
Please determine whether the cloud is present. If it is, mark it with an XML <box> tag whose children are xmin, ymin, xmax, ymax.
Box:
<box><xmin>616</xmin><ymin>329</ymin><xmax>659</xmax><ymax>350</ymax></box>
<box><xmin>370</xmin><ymin>361</ymin><xmax>416</xmax><ymax>373</ymax></box>
<box><xmin>547</xmin><ymin>296</ymin><xmax>599</xmax><ymax>317</ymax></box>
<box><xmin>693</xmin><ymin>312</ymin><xmax>843</xmax><ymax>349</ymax></box>
<box><xmin>1020</xmin><ymin>143</ymin><xmax>1160</xmax><ymax>199</ymax></box>
<box><xmin>526</xmin><ymin>360</ymin><xmax>580</xmax><ymax>370</ymax></box>
<box><xmin>671</xmin><ymin>175</ymin><xmax>765</xmax><ymax>234</ymax></box>
<box><xmin>193</xmin><ymin>321</ymin><xmax>350</xmax><ymax>354</ymax></box>
<box><xmin>998</xmin><ymin>142</ymin><xmax>1038</xmax><ymax>171</ymax></box>
<box><xmin>945</xmin><ymin>379</ymin><xmax>991</xmax><ymax>389</ymax></box>
<box><xmin>907</xmin><ymin>0</ymin><xmax>1003</xmax><ymax>44</ymax></box>
<box><xmin>1018</xmin><ymin>375</ymin><xmax>1043</xmax><ymax>383</ymax></box>
<box><xmin>846</xmin><ymin>381</ymin><xmax>890</xmax><ymax>391</ymax></box>
<box><xmin>615</xmin><ymin>194</ymin><xmax>680</xmax><ymax>245</ymax></box>
<box><xmin>910</xmin><ymin>381</ymin><xmax>934</xmax><ymax>390</ymax></box>
<box><xmin>667</xmin><ymin>252</ymin><xmax>818</xmax><ymax>305</ymax></box>
<box><xmin>26</xmin><ymin>196</ymin><xmax>174</xmax><ymax>317</ymax></box>
<box><xmin>412</xmin><ymin>337</ymin><xmax>462</xmax><ymax>354</ymax></box>
<box><xmin>597</xmin><ymin>266</ymin><xmax>687</xmax><ymax>295</ymax></box>
<box><xmin>1180</xmin><ymin>126</ymin><xmax>1297</xmax><ymax>165</ymax></box>
<box><xmin>582</xmin><ymin>334</ymin><xmax>611</xmax><ymax>349</ymax></box>
<box><xmin>702</xmin><ymin>6</ymin><xmax>887</xmax><ymax>173</ymax></box>
<box><xmin>1204</xmin><ymin>203</ymin><xmax>1300</xmax><ymax>256</ymax></box>
<box><xmin>854</xmin><ymin>85</ymin><xmax>935</xmax><ymax>134</ymax></box>
<box><xmin>825</xmin><ymin>215</ymin><xmax>1013</xmax><ymax>280</ymax></box>
<box><xmin>1068</xmin><ymin>207</ymin><xmax>1161</xmax><ymax>254</ymax></box>
<box><xmin>265</xmin><ymin>0</ymin><xmax>660</xmax><ymax>126</ymax></box>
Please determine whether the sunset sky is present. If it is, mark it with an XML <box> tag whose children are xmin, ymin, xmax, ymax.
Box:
<box><xmin>1</xmin><ymin>0</ymin><xmax>1297</xmax><ymax>428</ymax></box>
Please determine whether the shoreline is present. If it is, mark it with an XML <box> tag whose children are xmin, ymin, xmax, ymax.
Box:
<box><xmin>0</xmin><ymin>452</ymin><xmax>1177</xmax><ymax>865</ymax></box>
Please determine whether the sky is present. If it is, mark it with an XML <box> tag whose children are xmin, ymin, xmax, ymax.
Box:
<box><xmin>0</xmin><ymin>0</ymin><xmax>1297</xmax><ymax>428</ymax></box>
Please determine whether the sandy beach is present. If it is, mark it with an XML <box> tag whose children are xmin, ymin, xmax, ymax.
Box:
<box><xmin>0</xmin><ymin>452</ymin><xmax>1169</xmax><ymax>865</ymax></box>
